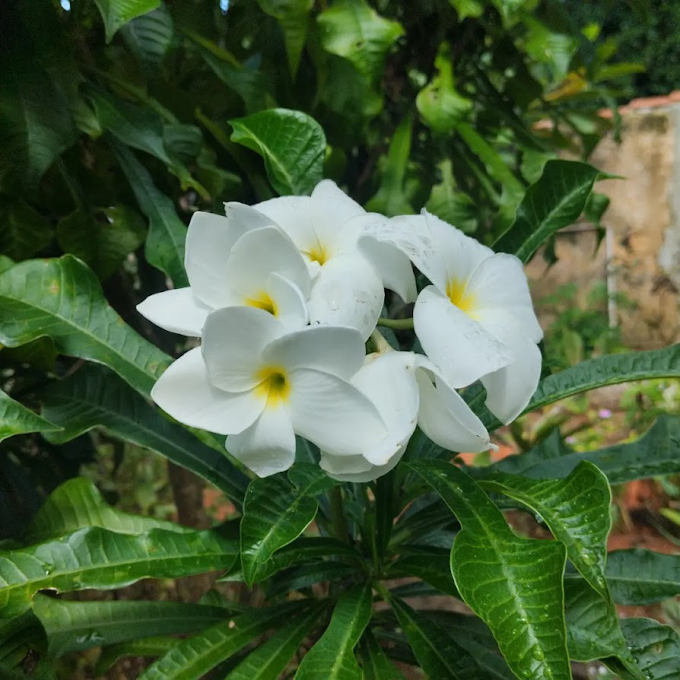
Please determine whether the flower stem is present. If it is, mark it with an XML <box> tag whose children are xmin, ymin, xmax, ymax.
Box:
<box><xmin>330</xmin><ymin>486</ymin><xmax>350</xmax><ymax>543</ymax></box>
<box><xmin>377</xmin><ymin>317</ymin><xmax>414</xmax><ymax>330</ymax></box>
<box><xmin>369</xmin><ymin>329</ymin><xmax>392</xmax><ymax>354</ymax></box>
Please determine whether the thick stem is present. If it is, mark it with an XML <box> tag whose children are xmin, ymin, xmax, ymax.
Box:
<box><xmin>330</xmin><ymin>486</ymin><xmax>350</xmax><ymax>544</ymax></box>
<box><xmin>376</xmin><ymin>317</ymin><xmax>415</xmax><ymax>330</ymax></box>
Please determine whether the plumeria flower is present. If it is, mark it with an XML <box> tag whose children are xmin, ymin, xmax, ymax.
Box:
<box><xmin>138</xmin><ymin>216</ymin><xmax>311</xmax><ymax>335</ymax></box>
<box><xmin>320</xmin><ymin>350</ymin><xmax>491</xmax><ymax>482</ymax></box>
<box><xmin>150</xmin><ymin>306</ymin><xmax>388</xmax><ymax>477</ymax></box>
<box><xmin>252</xmin><ymin>180</ymin><xmax>417</xmax><ymax>339</ymax></box>
<box><xmin>364</xmin><ymin>210</ymin><xmax>543</xmax><ymax>424</ymax></box>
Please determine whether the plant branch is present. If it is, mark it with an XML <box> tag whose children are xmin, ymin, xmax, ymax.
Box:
<box><xmin>376</xmin><ymin>317</ymin><xmax>414</xmax><ymax>330</ymax></box>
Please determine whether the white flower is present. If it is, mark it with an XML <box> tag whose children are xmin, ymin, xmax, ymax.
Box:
<box><xmin>364</xmin><ymin>210</ymin><xmax>543</xmax><ymax>424</ymax></box>
<box><xmin>137</xmin><ymin>215</ymin><xmax>311</xmax><ymax>336</ymax></box>
<box><xmin>150</xmin><ymin>306</ymin><xmax>388</xmax><ymax>477</ymax></box>
<box><xmin>252</xmin><ymin>180</ymin><xmax>417</xmax><ymax>340</ymax></box>
<box><xmin>319</xmin><ymin>351</ymin><xmax>491</xmax><ymax>482</ymax></box>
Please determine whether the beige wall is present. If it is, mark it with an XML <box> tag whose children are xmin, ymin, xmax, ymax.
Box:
<box><xmin>527</xmin><ymin>105</ymin><xmax>680</xmax><ymax>349</ymax></box>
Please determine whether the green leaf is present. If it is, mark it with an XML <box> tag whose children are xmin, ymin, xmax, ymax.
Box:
<box><xmin>358</xmin><ymin>629</ymin><xmax>404</xmax><ymax>680</ymax></box>
<box><xmin>268</xmin><ymin>561</ymin><xmax>358</xmax><ymax>597</ymax></box>
<box><xmin>389</xmin><ymin>597</ymin><xmax>486</xmax><ymax>678</ymax></box>
<box><xmin>408</xmin><ymin>460</ymin><xmax>571</xmax><ymax>680</ymax></box>
<box><xmin>258</xmin><ymin>0</ymin><xmax>314</xmax><ymax>78</ymax></box>
<box><xmin>137</xmin><ymin>602</ymin><xmax>307</xmax><ymax>680</ymax></box>
<box><xmin>0</xmin><ymin>197</ymin><xmax>52</xmax><ymax>260</ymax></box>
<box><xmin>163</xmin><ymin>124</ymin><xmax>203</xmax><ymax>163</ymax></box>
<box><xmin>25</xmin><ymin>478</ymin><xmax>191</xmax><ymax>544</ymax></box>
<box><xmin>95</xmin><ymin>636</ymin><xmax>177</xmax><ymax>675</ymax></box>
<box><xmin>39</xmin><ymin>364</ymin><xmax>249</xmax><ymax>503</ymax></box>
<box><xmin>112</xmin><ymin>142</ymin><xmax>188</xmax><ymax>287</ymax></box>
<box><xmin>0</xmin><ymin>71</ymin><xmax>77</xmax><ymax>193</ymax></box>
<box><xmin>449</xmin><ymin>0</ymin><xmax>484</xmax><ymax>20</ymax></box>
<box><xmin>365</xmin><ymin>115</ymin><xmax>414</xmax><ymax>216</ymax></box>
<box><xmin>425</xmin><ymin>159</ymin><xmax>477</xmax><ymax>233</ymax></box>
<box><xmin>0</xmin><ymin>256</ymin><xmax>14</xmax><ymax>275</ymax></box>
<box><xmin>0</xmin><ymin>255</ymin><xmax>170</xmax><ymax>396</ymax></box>
<box><xmin>0</xmin><ymin>527</ymin><xmax>237</xmax><ymax>619</ymax></box>
<box><xmin>0</xmin><ymin>389</ymin><xmax>60</xmax><ymax>445</ymax></box>
<box><xmin>56</xmin><ymin>204</ymin><xmax>146</xmax><ymax>280</ymax></box>
<box><xmin>604</xmin><ymin>549</ymin><xmax>680</xmax><ymax>605</ymax></box>
<box><xmin>494</xmin><ymin>160</ymin><xmax>604</xmax><ymax>263</ymax></box>
<box><xmin>317</xmin><ymin>0</ymin><xmax>404</xmax><ymax>82</ymax></box>
<box><xmin>121</xmin><ymin>2</ymin><xmax>173</xmax><ymax>72</ymax></box>
<box><xmin>416</xmin><ymin>42</ymin><xmax>471</xmax><ymax>134</ymax></box>
<box><xmin>479</xmin><ymin>345</ymin><xmax>680</xmax><ymax>431</ymax></box>
<box><xmin>481</xmin><ymin>462</ymin><xmax>612</xmax><ymax>599</ymax></box>
<box><xmin>94</xmin><ymin>0</ymin><xmax>160</xmax><ymax>42</ymax></box>
<box><xmin>0</xmin><ymin>610</ymin><xmax>49</xmax><ymax>675</ymax></box>
<box><xmin>295</xmin><ymin>583</ymin><xmax>372</xmax><ymax>680</ymax></box>
<box><xmin>226</xmin><ymin>606</ymin><xmax>322</xmax><ymax>680</ymax></box>
<box><xmin>564</xmin><ymin>580</ymin><xmax>642</xmax><ymax>676</ymax></box>
<box><xmin>230</xmin><ymin>108</ymin><xmax>325</xmax><ymax>196</ymax></box>
<box><xmin>388</xmin><ymin>551</ymin><xmax>460</xmax><ymax>598</ymax></box>
<box><xmin>32</xmin><ymin>595</ymin><xmax>229</xmax><ymax>657</ymax></box>
<box><xmin>620</xmin><ymin>618</ymin><xmax>680</xmax><ymax>680</ymax></box>
<box><xmin>240</xmin><ymin>474</ymin><xmax>318</xmax><ymax>586</ymax></box>
<box><xmin>491</xmin><ymin>414</ymin><xmax>680</xmax><ymax>485</ymax></box>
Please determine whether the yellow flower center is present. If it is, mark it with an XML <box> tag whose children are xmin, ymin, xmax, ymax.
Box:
<box><xmin>304</xmin><ymin>243</ymin><xmax>329</xmax><ymax>266</ymax></box>
<box><xmin>245</xmin><ymin>291</ymin><xmax>277</xmax><ymax>316</ymax></box>
<box><xmin>253</xmin><ymin>366</ymin><xmax>291</xmax><ymax>408</ymax></box>
<box><xmin>446</xmin><ymin>279</ymin><xmax>477</xmax><ymax>316</ymax></box>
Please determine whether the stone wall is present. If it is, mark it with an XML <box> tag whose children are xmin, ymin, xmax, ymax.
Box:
<box><xmin>527</xmin><ymin>99</ymin><xmax>680</xmax><ymax>349</ymax></box>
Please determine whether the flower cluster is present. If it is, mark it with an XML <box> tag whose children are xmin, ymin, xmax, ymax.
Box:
<box><xmin>140</xmin><ymin>181</ymin><xmax>542</xmax><ymax>481</ymax></box>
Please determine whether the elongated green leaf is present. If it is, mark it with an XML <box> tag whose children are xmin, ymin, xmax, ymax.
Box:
<box><xmin>94</xmin><ymin>0</ymin><xmax>160</xmax><ymax>42</ymax></box>
<box><xmin>0</xmin><ymin>197</ymin><xmax>52</xmax><ymax>260</ymax></box>
<box><xmin>32</xmin><ymin>595</ymin><xmax>229</xmax><ymax>657</ymax></box>
<box><xmin>296</xmin><ymin>583</ymin><xmax>372</xmax><ymax>680</ymax></box>
<box><xmin>226</xmin><ymin>605</ymin><xmax>322</xmax><ymax>680</ymax></box>
<box><xmin>408</xmin><ymin>460</ymin><xmax>571</xmax><ymax>680</ymax></box>
<box><xmin>359</xmin><ymin>630</ymin><xmax>404</xmax><ymax>680</ymax></box>
<box><xmin>620</xmin><ymin>618</ymin><xmax>680</xmax><ymax>680</ymax></box>
<box><xmin>425</xmin><ymin>159</ymin><xmax>477</xmax><ymax>233</ymax></box>
<box><xmin>493</xmin><ymin>414</ymin><xmax>680</xmax><ymax>484</ymax></box>
<box><xmin>0</xmin><ymin>256</ymin><xmax>169</xmax><ymax>396</ymax></box>
<box><xmin>365</xmin><ymin>115</ymin><xmax>414</xmax><ymax>216</ymax></box>
<box><xmin>0</xmin><ymin>256</ymin><xmax>14</xmax><ymax>275</ymax></box>
<box><xmin>416</xmin><ymin>42</ymin><xmax>471</xmax><ymax>134</ymax></box>
<box><xmin>138</xmin><ymin>601</ymin><xmax>306</xmax><ymax>680</ymax></box>
<box><xmin>268</xmin><ymin>561</ymin><xmax>358</xmax><ymax>597</ymax></box>
<box><xmin>604</xmin><ymin>549</ymin><xmax>680</xmax><ymax>605</ymax></box>
<box><xmin>56</xmin><ymin>204</ymin><xmax>146</xmax><ymax>280</ymax></box>
<box><xmin>0</xmin><ymin>610</ymin><xmax>48</xmax><ymax>672</ymax></box>
<box><xmin>388</xmin><ymin>551</ymin><xmax>460</xmax><ymax>598</ymax></box>
<box><xmin>481</xmin><ymin>462</ymin><xmax>612</xmax><ymax>599</ymax></box>
<box><xmin>163</xmin><ymin>124</ymin><xmax>202</xmax><ymax>163</ymax></box>
<box><xmin>26</xmin><ymin>478</ymin><xmax>190</xmax><ymax>544</ymax></box>
<box><xmin>240</xmin><ymin>473</ymin><xmax>318</xmax><ymax>586</ymax></box>
<box><xmin>479</xmin><ymin>345</ymin><xmax>680</xmax><ymax>431</ymax></box>
<box><xmin>230</xmin><ymin>108</ymin><xmax>325</xmax><ymax>195</ymax></box>
<box><xmin>95</xmin><ymin>636</ymin><xmax>177</xmax><ymax>675</ymax></box>
<box><xmin>258</xmin><ymin>0</ymin><xmax>314</xmax><ymax>78</ymax></box>
<box><xmin>390</xmin><ymin>597</ymin><xmax>486</xmax><ymax>679</ymax></box>
<box><xmin>317</xmin><ymin>0</ymin><xmax>404</xmax><ymax>82</ymax></box>
<box><xmin>112</xmin><ymin>142</ymin><xmax>188</xmax><ymax>287</ymax></box>
<box><xmin>494</xmin><ymin>160</ymin><xmax>604</xmax><ymax>262</ymax></box>
<box><xmin>564</xmin><ymin>580</ymin><xmax>642</xmax><ymax>676</ymax></box>
<box><xmin>39</xmin><ymin>364</ymin><xmax>249</xmax><ymax>502</ymax></box>
<box><xmin>121</xmin><ymin>2</ymin><xmax>173</xmax><ymax>72</ymax></box>
<box><xmin>0</xmin><ymin>389</ymin><xmax>60</xmax><ymax>445</ymax></box>
<box><xmin>449</xmin><ymin>0</ymin><xmax>484</xmax><ymax>20</ymax></box>
<box><xmin>0</xmin><ymin>527</ymin><xmax>237</xmax><ymax>619</ymax></box>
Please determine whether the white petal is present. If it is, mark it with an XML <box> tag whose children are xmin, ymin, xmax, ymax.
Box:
<box><xmin>223</xmin><ymin>201</ymin><xmax>276</xmax><ymax>231</ymax></box>
<box><xmin>265</xmin><ymin>273</ymin><xmax>309</xmax><ymax>330</ymax></box>
<box><xmin>225</xmin><ymin>225</ymin><xmax>311</xmax><ymax>300</ymax></box>
<box><xmin>226</xmin><ymin>405</ymin><xmax>295</xmax><ymax>477</ymax></box>
<box><xmin>414</xmin><ymin>286</ymin><xmax>512</xmax><ymax>388</ymax></box>
<box><xmin>263</xmin><ymin>325</ymin><xmax>365</xmax><ymax>379</ymax></box>
<box><xmin>289</xmin><ymin>368</ymin><xmax>387</xmax><ymax>456</ymax></box>
<box><xmin>415</xmin><ymin>357</ymin><xmax>490</xmax><ymax>453</ymax></box>
<box><xmin>253</xmin><ymin>195</ymin><xmax>318</xmax><ymax>253</ymax></box>
<box><xmin>137</xmin><ymin>288</ymin><xmax>210</xmax><ymax>336</ymax></box>
<box><xmin>308</xmin><ymin>254</ymin><xmax>384</xmax><ymax>341</ymax></box>
<box><xmin>310</xmin><ymin>180</ymin><xmax>365</xmax><ymax>250</ymax></box>
<box><xmin>348</xmin><ymin>352</ymin><xmax>419</xmax><ymax>465</ymax></box>
<box><xmin>319</xmin><ymin>448</ymin><xmax>405</xmax><ymax>483</ymax></box>
<box><xmin>465</xmin><ymin>254</ymin><xmax>543</xmax><ymax>343</ymax></box>
<box><xmin>481</xmin><ymin>333</ymin><xmax>542</xmax><ymax>425</ymax></box>
<box><xmin>185</xmin><ymin>212</ymin><xmax>246</xmax><ymax>309</ymax></box>
<box><xmin>201</xmin><ymin>307</ymin><xmax>284</xmax><ymax>392</ymax></box>
<box><xmin>151</xmin><ymin>348</ymin><xmax>264</xmax><ymax>435</ymax></box>
<box><xmin>358</xmin><ymin>232</ymin><xmax>417</xmax><ymax>303</ymax></box>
